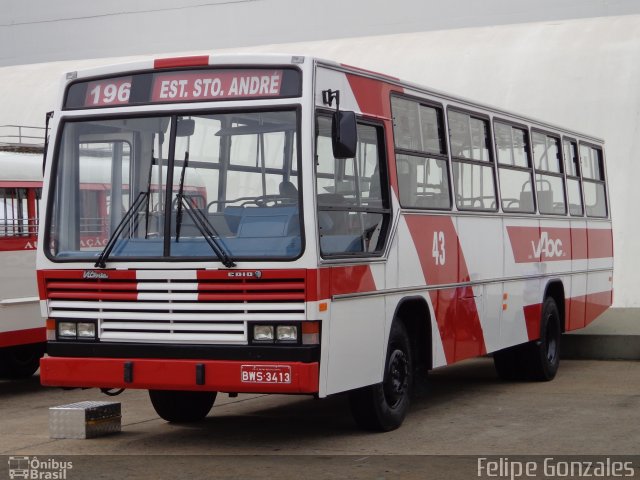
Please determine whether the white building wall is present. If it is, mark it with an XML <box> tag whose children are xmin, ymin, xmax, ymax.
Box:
<box><xmin>1</xmin><ymin>0</ymin><xmax>638</xmax><ymax>67</ymax></box>
<box><xmin>0</xmin><ymin>15</ymin><xmax>638</xmax><ymax>315</ymax></box>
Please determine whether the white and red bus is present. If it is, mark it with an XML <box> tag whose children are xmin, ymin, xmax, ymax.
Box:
<box><xmin>37</xmin><ymin>54</ymin><xmax>613</xmax><ymax>430</ymax></box>
<box><xmin>0</xmin><ymin>148</ymin><xmax>46</xmax><ymax>378</ymax></box>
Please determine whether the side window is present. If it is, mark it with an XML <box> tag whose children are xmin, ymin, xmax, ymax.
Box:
<box><xmin>0</xmin><ymin>188</ymin><xmax>30</xmax><ymax>237</ymax></box>
<box><xmin>580</xmin><ymin>144</ymin><xmax>607</xmax><ymax>218</ymax></box>
<box><xmin>315</xmin><ymin>116</ymin><xmax>390</xmax><ymax>257</ymax></box>
<box><xmin>495</xmin><ymin>121</ymin><xmax>535</xmax><ymax>213</ymax></box>
<box><xmin>532</xmin><ymin>132</ymin><xmax>566</xmax><ymax>215</ymax></box>
<box><xmin>448</xmin><ymin>110</ymin><xmax>496</xmax><ymax>210</ymax></box>
<box><xmin>563</xmin><ymin>139</ymin><xmax>583</xmax><ymax>216</ymax></box>
<box><xmin>391</xmin><ymin>96</ymin><xmax>451</xmax><ymax>209</ymax></box>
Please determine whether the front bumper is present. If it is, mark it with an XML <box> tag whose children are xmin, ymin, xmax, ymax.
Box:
<box><xmin>40</xmin><ymin>356</ymin><xmax>319</xmax><ymax>394</ymax></box>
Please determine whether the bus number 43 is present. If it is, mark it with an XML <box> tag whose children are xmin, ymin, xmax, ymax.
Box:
<box><xmin>432</xmin><ymin>231</ymin><xmax>446</xmax><ymax>265</ymax></box>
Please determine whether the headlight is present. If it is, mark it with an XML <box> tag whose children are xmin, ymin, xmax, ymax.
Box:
<box><xmin>77</xmin><ymin>322</ymin><xmax>96</xmax><ymax>338</ymax></box>
<box><xmin>276</xmin><ymin>325</ymin><xmax>298</xmax><ymax>342</ymax></box>
<box><xmin>253</xmin><ymin>325</ymin><xmax>274</xmax><ymax>342</ymax></box>
<box><xmin>58</xmin><ymin>322</ymin><xmax>77</xmax><ymax>338</ymax></box>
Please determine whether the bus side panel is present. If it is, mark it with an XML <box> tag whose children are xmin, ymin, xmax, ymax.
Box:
<box><xmin>390</xmin><ymin>214</ymin><xmax>449</xmax><ymax>368</ymax></box>
<box><xmin>325</xmin><ymin>296</ymin><xmax>385</xmax><ymax>396</ymax></box>
<box><xmin>0</xmin><ymin>250</ymin><xmax>43</xmax><ymax>347</ymax></box>
<box><xmin>324</xmin><ymin>265</ymin><xmax>385</xmax><ymax>395</ymax></box>
<box><xmin>568</xmin><ymin>218</ymin><xmax>588</xmax><ymax>330</ymax></box>
<box><xmin>585</xmin><ymin>221</ymin><xmax>614</xmax><ymax>327</ymax></box>
<box><xmin>503</xmin><ymin>217</ymin><xmax>543</xmax><ymax>346</ymax></box>
<box><xmin>456</xmin><ymin>216</ymin><xmax>503</xmax><ymax>354</ymax></box>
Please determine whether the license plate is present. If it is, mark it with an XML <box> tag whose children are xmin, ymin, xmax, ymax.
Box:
<box><xmin>240</xmin><ymin>365</ymin><xmax>292</xmax><ymax>384</ymax></box>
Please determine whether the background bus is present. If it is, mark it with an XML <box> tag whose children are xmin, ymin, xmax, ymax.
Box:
<box><xmin>0</xmin><ymin>126</ymin><xmax>46</xmax><ymax>379</ymax></box>
<box><xmin>38</xmin><ymin>54</ymin><xmax>612</xmax><ymax>431</ymax></box>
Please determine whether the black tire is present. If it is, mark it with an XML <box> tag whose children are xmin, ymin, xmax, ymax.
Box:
<box><xmin>0</xmin><ymin>343</ymin><xmax>45</xmax><ymax>379</ymax></box>
<box><xmin>526</xmin><ymin>297</ymin><xmax>561</xmax><ymax>381</ymax></box>
<box><xmin>493</xmin><ymin>345</ymin><xmax>526</xmax><ymax>381</ymax></box>
<box><xmin>148</xmin><ymin>390</ymin><xmax>217</xmax><ymax>423</ymax></box>
<box><xmin>493</xmin><ymin>297</ymin><xmax>561</xmax><ymax>382</ymax></box>
<box><xmin>348</xmin><ymin>321</ymin><xmax>413</xmax><ymax>432</ymax></box>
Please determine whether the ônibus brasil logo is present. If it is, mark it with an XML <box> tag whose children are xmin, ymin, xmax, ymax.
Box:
<box><xmin>8</xmin><ymin>456</ymin><xmax>73</xmax><ymax>479</ymax></box>
<box><xmin>531</xmin><ymin>231</ymin><xmax>564</xmax><ymax>260</ymax></box>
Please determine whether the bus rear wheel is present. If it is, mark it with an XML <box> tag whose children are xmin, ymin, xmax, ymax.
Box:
<box><xmin>493</xmin><ymin>297</ymin><xmax>561</xmax><ymax>381</ymax></box>
<box><xmin>148</xmin><ymin>390</ymin><xmax>217</xmax><ymax>422</ymax></box>
<box><xmin>0</xmin><ymin>343</ymin><xmax>45</xmax><ymax>379</ymax></box>
<box><xmin>348</xmin><ymin>321</ymin><xmax>413</xmax><ymax>432</ymax></box>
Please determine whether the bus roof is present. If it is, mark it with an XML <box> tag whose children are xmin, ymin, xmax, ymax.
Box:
<box><xmin>61</xmin><ymin>53</ymin><xmax>604</xmax><ymax>144</ymax></box>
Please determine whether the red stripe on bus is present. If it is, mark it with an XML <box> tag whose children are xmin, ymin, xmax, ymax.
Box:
<box><xmin>47</xmin><ymin>292</ymin><xmax>138</xmax><ymax>301</ymax></box>
<box><xmin>0</xmin><ymin>327</ymin><xmax>46</xmax><ymax>348</ymax></box>
<box><xmin>525</xmin><ymin>290</ymin><xmax>612</xmax><ymax>338</ymax></box>
<box><xmin>0</xmin><ymin>238</ymin><xmax>37</xmax><ymax>251</ymax></box>
<box><xmin>154</xmin><ymin>55</ymin><xmax>209</xmax><ymax>69</ymax></box>
<box><xmin>345</xmin><ymin>73</ymin><xmax>402</xmax><ymax>195</ymax></box>
<box><xmin>304</xmin><ymin>266</ymin><xmax>378</xmax><ymax>302</ymax></box>
<box><xmin>523</xmin><ymin>303</ymin><xmax>543</xmax><ymax>341</ymax></box>
<box><xmin>584</xmin><ymin>290</ymin><xmax>612</xmax><ymax>327</ymax></box>
<box><xmin>45</xmin><ymin>281</ymin><xmax>140</xmax><ymax>291</ymax></box>
<box><xmin>198</xmin><ymin>293</ymin><xmax>305</xmax><ymax>302</ymax></box>
<box><xmin>38</xmin><ymin>269</ymin><xmax>137</xmax><ymax>280</ymax></box>
<box><xmin>587</xmin><ymin>229</ymin><xmax>614</xmax><ymax>259</ymax></box>
<box><xmin>341</xmin><ymin>63</ymin><xmax>400</xmax><ymax>81</ymax></box>
<box><xmin>0</xmin><ymin>181</ymin><xmax>42</xmax><ymax>188</ymax></box>
<box><xmin>197</xmin><ymin>269</ymin><xmax>306</xmax><ymax>280</ymax></box>
<box><xmin>507</xmin><ymin>226</ymin><xmax>612</xmax><ymax>263</ymax></box>
<box><xmin>405</xmin><ymin>215</ymin><xmax>486</xmax><ymax>363</ymax></box>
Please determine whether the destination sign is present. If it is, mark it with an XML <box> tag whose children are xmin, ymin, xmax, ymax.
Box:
<box><xmin>64</xmin><ymin>68</ymin><xmax>301</xmax><ymax>109</ymax></box>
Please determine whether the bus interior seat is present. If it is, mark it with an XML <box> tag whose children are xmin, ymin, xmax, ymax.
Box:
<box><xmin>279</xmin><ymin>180</ymin><xmax>298</xmax><ymax>200</ymax></box>
<box><xmin>519</xmin><ymin>191</ymin><xmax>535</xmax><ymax>212</ymax></box>
<box><xmin>537</xmin><ymin>190</ymin><xmax>554</xmax><ymax>214</ymax></box>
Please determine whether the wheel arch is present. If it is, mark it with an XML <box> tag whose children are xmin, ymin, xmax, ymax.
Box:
<box><xmin>391</xmin><ymin>296</ymin><xmax>433</xmax><ymax>373</ymax></box>
<box><xmin>544</xmin><ymin>279</ymin><xmax>566</xmax><ymax>333</ymax></box>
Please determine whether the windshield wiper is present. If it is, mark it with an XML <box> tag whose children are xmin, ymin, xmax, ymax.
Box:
<box><xmin>95</xmin><ymin>191</ymin><xmax>149</xmax><ymax>268</ymax></box>
<box><xmin>173</xmin><ymin>150</ymin><xmax>235</xmax><ymax>267</ymax></box>
<box><xmin>177</xmin><ymin>195</ymin><xmax>236</xmax><ymax>268</ymax></box>
<box><xmin>175</xmin><ymin>151</ymin><xmax>189</xmax><ymax>242</ymax></box>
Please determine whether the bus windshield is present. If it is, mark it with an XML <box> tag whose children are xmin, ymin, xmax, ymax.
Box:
<box><xmin>47</xmin><ymin>109</ymin><xmax>302</xmax><ymax>262</ymax></box>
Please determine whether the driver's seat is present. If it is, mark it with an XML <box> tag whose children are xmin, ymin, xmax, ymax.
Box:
<box><xmin>279</xmin><ymin>180</ymin><xmax>298</xmax><ymax>200</ymax></box>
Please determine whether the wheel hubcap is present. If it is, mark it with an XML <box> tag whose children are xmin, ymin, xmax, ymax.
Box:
<box><xmin>383</xmin><ymin>349</ymin><xmax>409</xmax><ymax>409</ymax></box>
<box><xmin>545</xmin><ymin>314</ymin><xmax>558</xmax><ymax>363</ymax></box>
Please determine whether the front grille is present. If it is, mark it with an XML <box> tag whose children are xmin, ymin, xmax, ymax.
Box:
<box><xmin>44</xmin><ymin>270</ymin><xmax>306</xmax><ymax>344</ymax></box>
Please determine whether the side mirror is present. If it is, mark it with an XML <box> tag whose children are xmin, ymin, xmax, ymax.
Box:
<box><xmin>176</xmin><ymin>118</ymin><xmax>195</xmax><ymax>137</ymax></box>
<box><xmin>332</xmin><ymin>111</ymin><xmax>357</xmax><ymax>159</ymax></box>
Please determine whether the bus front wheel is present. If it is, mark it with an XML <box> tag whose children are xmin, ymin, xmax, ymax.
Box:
<box><xmin>0</xmin><ymin>343</ymin><xmax>45</xmax><ymax>379</ymax></box>
<box><xmin>148</xmin><ymin>390</ymin><xmax>217</xmax><ymax>422</ymax></box>
<box><xmin>348</xmin><ymin>321</ymin><xmax>413</xmax><ymax>432</ymax></box>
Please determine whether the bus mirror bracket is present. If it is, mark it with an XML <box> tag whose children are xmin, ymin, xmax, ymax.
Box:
<box><xmin>322</xmin><ymin>89</ymin><xmax>357</xmax><ymax>159</ymax></box>
<box><xmin>43</xmin><ymin>111</ymin><xmax>54</xmax><ymax>173</ymax></box>
<box><xmin>176</xmin><ymin>118</ymin><xmax>195</xmax><ymax>137</ymax></box>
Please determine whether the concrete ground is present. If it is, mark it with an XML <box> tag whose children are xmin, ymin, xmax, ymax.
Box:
<box><xmin>0</xmin><ymin>358</ymin><xmax>638</xmax><ymax>478</ymax></box>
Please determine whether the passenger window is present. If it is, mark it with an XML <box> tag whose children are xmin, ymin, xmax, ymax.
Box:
<box><xmin>448</xmin><ymin>110</ymin><xmax>496</xmax><ymax>210</ymax></box>
<box><xmin>391</xmin><ymin>96</ymin><xmax>450</xmax><ymax>209</ymax></box>
<box><xmin>0</xmin><ymin>188</ymin><xmax>30</xmax><ymax>237</ymax></box>
<box><xmin>580</xmin><ymin>144</ymin><xmax>607</xmax><ymax>217</ymax></box>
<box><xmin>563</xmin><ymin>139</ymin><xmax>583</xmax><ymax>216</ymax></box>
<box><xmin>533</xmin><ymin>132</ymin><xmax>566</xmax><ymax>215</ymax></box>
<box><xmin>495</xmin><ymin>121</ymin><xmax>534</xmax><ymax>213</ymax></box>
<box><xmin>316</xmin><ymin>116</ymin><xmax>390</xmax><ymax>256</ymax></box>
